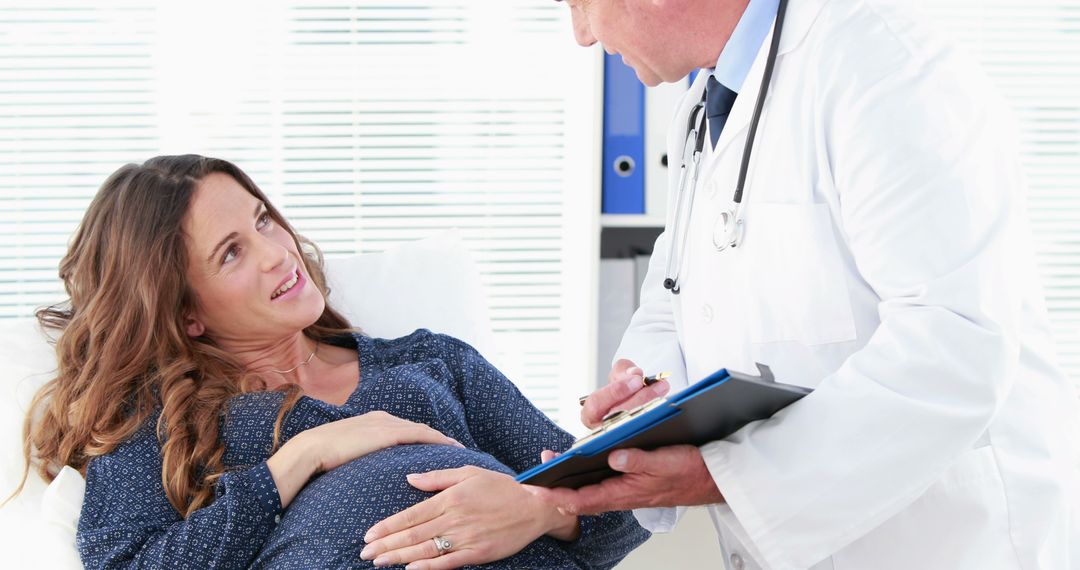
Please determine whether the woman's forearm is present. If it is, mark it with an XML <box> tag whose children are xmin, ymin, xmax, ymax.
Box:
<box><xmin>78</xmin><ymin>431</ymin><xmax>285</xmax><ymax>570</ymax></box>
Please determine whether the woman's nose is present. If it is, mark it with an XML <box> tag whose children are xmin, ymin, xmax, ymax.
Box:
<box><xmin>258</xmin><ymin>237</ymin><xmax>290</xmax><ymax>273</ymax></box>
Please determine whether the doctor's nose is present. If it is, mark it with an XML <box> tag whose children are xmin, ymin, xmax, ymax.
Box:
<box><xmin>567</xmin><ymin>5</ymin><xmax>597</xmax><ymax>47</ymax></box>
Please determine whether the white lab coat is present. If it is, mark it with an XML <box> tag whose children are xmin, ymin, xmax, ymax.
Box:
<box><xmin>615</xmin><ymin>0</ymin><xmax>1080</xmax><ymax>568</ymax></box>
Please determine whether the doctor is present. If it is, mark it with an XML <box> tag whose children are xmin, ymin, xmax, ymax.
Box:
<box><xmin>533</xmin><ymin>0</ymin><xmax>1080</xmax><ymax>568</ymax></box>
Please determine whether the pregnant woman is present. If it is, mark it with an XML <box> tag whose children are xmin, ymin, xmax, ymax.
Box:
<box><xmin>13</xmin><ymin>155</ymin><xmax>649</xmax><ymax>569</ymax></box>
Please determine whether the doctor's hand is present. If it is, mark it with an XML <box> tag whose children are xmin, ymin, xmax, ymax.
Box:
<box><xmin>527</xmin><ymin>445</ymin><xmax>724</xmax><ymax>515</ymax></box>
<box><xmin>360</xmin><ymin>466</ymin><xmax>579</xmax><ymax>570</ymax></box>
<box><xmin>581</xmin><ymin>359</ymin><xmax>671</xmax><ymax>428</ymax></box>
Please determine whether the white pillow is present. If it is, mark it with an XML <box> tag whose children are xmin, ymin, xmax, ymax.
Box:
<box><xmin>0</xmin><ymin>231</ymin><xmax>493</xmax><ymax>568</ymax></box>
<box><xmin>324</xmin><ymin>230</ymin><xmax>496</xmax><ymax>360</ymax></box>
<box><xmin>0</xmin><ymin>317</ymin><xmax>71</xmax><ymax>567</ymax></box>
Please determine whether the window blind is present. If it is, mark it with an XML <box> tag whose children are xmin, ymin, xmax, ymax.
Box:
<box><xmin>917</xmin><ymin>0</ymin><xmax>1080</xmax><ymax>387</ymax></box>
<box><xmin>0</xmin><ymin>0</ymin><xmax>600</xmax><ymax>428</ymax></box>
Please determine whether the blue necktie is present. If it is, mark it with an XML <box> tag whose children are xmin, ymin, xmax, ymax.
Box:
<box><xmin>705</xmin><ymin>76</ymin><xmax>738</xmax><ymax>149</ymax></box>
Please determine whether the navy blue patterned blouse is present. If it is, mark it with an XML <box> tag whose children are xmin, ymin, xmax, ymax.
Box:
<box><xmin>76</xmin><ymin>330</ymin><xmax>650</xmax><ymax>569</ymax></box>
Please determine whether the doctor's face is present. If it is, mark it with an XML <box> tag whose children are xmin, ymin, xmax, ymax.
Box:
<box><xmin>561</xmin><ymin>0</ymin><xmax>745</xmax><ymax>86</ymax></box>
<box><xmin>182</xmin><ymin>173</ymin><xmax>325</xmax><ymax>346</ymax></box>
<box><xmin>563</xmin><ymin>0</ymin><xmax>678</xmax><ymax>86</ymax></box>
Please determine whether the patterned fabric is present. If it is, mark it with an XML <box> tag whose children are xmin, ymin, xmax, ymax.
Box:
<box><xmin>77</xmin><ymin>330</ymin><xmax>650</xmax><ymax>569</ymax></box>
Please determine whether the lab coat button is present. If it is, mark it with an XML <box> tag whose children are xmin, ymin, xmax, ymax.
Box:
<box><xmin>730</xmin><ymin>553</ymin><xmax>746</xmax><ymax>570</ymax></box>
<box><xmin>702</xmin><ymin>303</ymin><xmax>714</xmax><ymax>323</ymax></box>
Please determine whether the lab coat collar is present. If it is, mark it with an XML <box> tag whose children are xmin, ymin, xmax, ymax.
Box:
<box><xmin>710</xmin><ymin>0</ymin><xmax>781</xmax><ymax>94</ymax></box>
<box><xmin>699</xmin><ymin>0</ymin><xmax>825</xmax><ymax>155</ymax></box>
<box><xmin>777</xmin><ymin>0</ymin><xmax>828</xmax><ymax>57</ymax></box>
<box><xmin>682</xmin><ymin>0</ymin><xmax>828</xmax><ymax>157</ymax></box>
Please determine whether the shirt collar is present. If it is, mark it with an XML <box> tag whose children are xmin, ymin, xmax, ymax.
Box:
<box><xmin>709</xmin><ymin>0</ymin><xmax>780</xmax><ymax>94</ymax></box>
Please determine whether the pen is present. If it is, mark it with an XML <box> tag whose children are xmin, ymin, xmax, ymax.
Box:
<box><xmin>578</xmin><ymin>372</ymin><xmax>672</xmax><ymax>406</ymax></box>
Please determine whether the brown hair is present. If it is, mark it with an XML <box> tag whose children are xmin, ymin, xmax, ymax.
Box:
<box><xmin>10</xmin><ymin>155</ymin><xmax>353</xmax><ymax>517</ymax></box>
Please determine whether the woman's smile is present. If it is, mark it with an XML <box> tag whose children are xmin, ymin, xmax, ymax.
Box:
<box><xmin>271</xmin><ymin>267</ymin><xmax>305</xmax><ymax>302</ymax></box>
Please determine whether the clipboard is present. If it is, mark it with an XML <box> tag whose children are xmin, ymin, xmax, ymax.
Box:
<box><xmin>515</xmin><ymin>364</ymin><xmax>811</xmax><ymax>489</ymax></box>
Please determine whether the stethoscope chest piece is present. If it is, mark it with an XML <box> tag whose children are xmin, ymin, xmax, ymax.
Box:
<box><xmin>712</xmin><ymin>208</ymin><xmax>743</xmax><ymax>251</ymax></box>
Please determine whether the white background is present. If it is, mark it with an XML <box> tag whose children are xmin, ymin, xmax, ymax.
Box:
<box><xmin>1</xmin><ymin>1</ymin><xmax>1078</xmax><ymax>567</ymax></box>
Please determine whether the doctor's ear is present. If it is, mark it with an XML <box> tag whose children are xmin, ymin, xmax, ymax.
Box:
<box><xmin>184</xmin><ymin>316</ymin><xmax>205</xmax><ymax>338</ymax></box>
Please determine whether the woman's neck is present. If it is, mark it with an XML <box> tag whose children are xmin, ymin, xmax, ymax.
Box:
<box><xmin>224</xmin><ymin>332</ymin><xmax>319</xmax><ymax>384</ymax></box>
<box><xmin>218</xmin><ymin>331</ymin><xmax>359</xmax><ymax>397</ymax></box>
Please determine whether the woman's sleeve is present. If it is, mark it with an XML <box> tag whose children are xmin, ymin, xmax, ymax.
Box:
<box><xmin>441</xmin><ymin>334</ymin><xmax>651</xmax><ymax>570</ymax></box>
<box><xmin>76</xmin><ymin>421</ymin><xmax>283</xmax><ymax>570</ymax></box>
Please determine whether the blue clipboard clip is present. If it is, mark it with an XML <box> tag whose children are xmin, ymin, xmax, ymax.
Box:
<box><xmin>570</xmin><ymin>395</ymin><xmax>671</xmax><ymax>451</ymax></box>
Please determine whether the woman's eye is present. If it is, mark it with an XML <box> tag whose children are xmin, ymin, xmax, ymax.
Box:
<box><xmin>222</xmin><ymin>245</ymin><xmax>239</xmax><ymax>265</ymax></box>
<box><xmin>257</xmin><ymin>211</ymin><xmax>272</xmax><ymax>229</ymax></box>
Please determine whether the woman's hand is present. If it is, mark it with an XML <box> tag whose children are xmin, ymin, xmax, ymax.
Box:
<box><xmin>302</xmin><ymin>411</ymin><xmax>463</xmax><ymax>472</ymax></box>
<box><xmin>360</xmin><ymin>467</ymin><xmax>580</xmax><ymax>570</ymax></box>
<box><xmin>268</xmin><ymin>411</ymin><xmax>463</xmax><ymax>509</ymax></box>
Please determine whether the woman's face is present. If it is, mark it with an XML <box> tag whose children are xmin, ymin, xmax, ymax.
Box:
<box><xmin>182</xmin><ymin>172</ymin><xmax>325</xmax><ymax>345</ymax></box>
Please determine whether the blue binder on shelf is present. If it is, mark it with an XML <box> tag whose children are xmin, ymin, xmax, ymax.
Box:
<box><xmin>516</xmin><ymin>364</ymin><xmax>811</xmax><ymax>489</ymax></box>
<box><xmin>602</xmin><ymin>53</ymin><xmax>645</xmax><ymax>214</ymax></box>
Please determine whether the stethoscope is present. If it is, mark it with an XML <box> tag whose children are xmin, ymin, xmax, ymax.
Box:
<box><xmin>663</xmin><ymin>0</ymin><xmax>789</xmax><ymax>295</ymax></box>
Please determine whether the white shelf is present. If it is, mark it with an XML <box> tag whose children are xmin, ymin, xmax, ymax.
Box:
<box><xmin>601</xmin><ymin>214</ymin><xmax>666</xmax><ymax>228</ymax></box>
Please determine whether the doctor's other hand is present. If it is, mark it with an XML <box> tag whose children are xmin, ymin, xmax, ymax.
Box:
<box><xmin>581</xmin><ymin>359</ymin><xmax>670</xmax><ymax>429</ymax></box>
<box><xmin>526</xmin><ymin>445</ymin><xmax>723</xmax><ymax>516</ymax></box>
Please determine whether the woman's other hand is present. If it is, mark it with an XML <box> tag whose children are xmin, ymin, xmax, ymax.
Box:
<box><xmin>302</xmin><ymin>411</ymin><xmax>463</xmax><ymax>472</ymax></box>
<box><xmin>267</xmin><ymin>411</ymin><xmax>463</xmax><ymax>509</ymax></box>
<box><xmin>359</xmin><ymin>466</ymin><xmax>580</xmax><ymax>569</ymax></box>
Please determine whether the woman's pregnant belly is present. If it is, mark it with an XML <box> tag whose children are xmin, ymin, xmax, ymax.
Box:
<box><xmin>250</xmin><ymin>444</ymin><xmax>579</xmax><ymax>569</ymax></box>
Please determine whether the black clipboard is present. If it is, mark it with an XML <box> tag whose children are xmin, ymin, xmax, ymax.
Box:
<box><xmin>516</xmin><ymin>364</ymin><xmax>811</xmax><ymax>489</ymax></box>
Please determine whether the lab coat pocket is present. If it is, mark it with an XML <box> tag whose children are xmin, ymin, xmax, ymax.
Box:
<box><xmin>833</xmin><ymin>445</ymin><xmax>1018</xmax><ymax>570</ymax></box>
<box><xmin>742</xmin><ymin>203</ymin><xmax>857</xmax><ymax>346</ymax></box>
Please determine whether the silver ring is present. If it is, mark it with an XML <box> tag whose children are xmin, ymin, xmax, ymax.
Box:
<box><xmin>432</xmin><ymin>535</ymin><xmax>452</xmax><ymax>555</ymax></box>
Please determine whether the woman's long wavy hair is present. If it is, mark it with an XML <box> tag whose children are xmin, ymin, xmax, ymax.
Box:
<box><xmin>10</xmin><ymin>155</ymin><xmax>353</xmax><ymax>517</ymax></box>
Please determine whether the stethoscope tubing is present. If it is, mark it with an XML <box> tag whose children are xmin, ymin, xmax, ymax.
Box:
<box><xmin>663</xmin><ymin>0</ymin><xmax>789</xmax><ymax>295</ymax></box>
<box><xmin>735</xmin><ymin>0</ymin><xmax>789</xmax><ymax>204</ymax></box>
